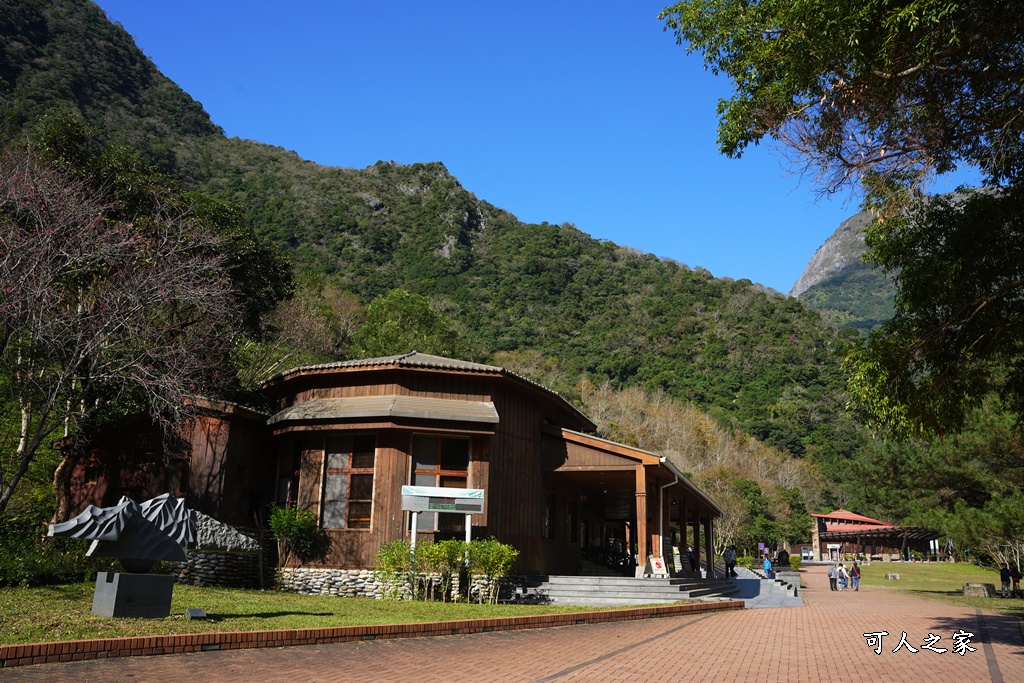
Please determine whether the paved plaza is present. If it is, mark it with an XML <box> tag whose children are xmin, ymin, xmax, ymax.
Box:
<box><xmin>4</xmin><ymin>565</ymin><xmax>1021</xmax><ymax>683</ymax></box>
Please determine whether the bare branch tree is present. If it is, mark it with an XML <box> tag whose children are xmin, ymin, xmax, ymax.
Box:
<box><xmin>0</xmin><ymin>145</ymin><xmax>242</xmax><ymax>517</ymax></box>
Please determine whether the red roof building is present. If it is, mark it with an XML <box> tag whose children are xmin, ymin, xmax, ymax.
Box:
<box><xmin>811</xmin><ymin>509</ymin><xmax>941</xmax><ymax>561</ymax></box>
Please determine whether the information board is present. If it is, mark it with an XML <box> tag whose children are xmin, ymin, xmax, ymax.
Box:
<box><xmin>401</xmin><ymin>486</ymin><xmax>485</xmax><ymax>515</ymax></box>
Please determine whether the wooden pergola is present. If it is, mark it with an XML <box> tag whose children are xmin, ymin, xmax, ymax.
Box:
<box><xmin>819</xmin><ymin>526</ymin><xmax>942</xmax><ymax>558</ymax></box>
<box><xmin>542</xmin><ymin>428</ymin><xmax>723</xmax><ymax>577</ymax></box>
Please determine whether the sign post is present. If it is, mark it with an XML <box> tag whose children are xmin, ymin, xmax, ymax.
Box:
<box><xmin>401</xmin><ymin>486</ymin><xmax>485</xmax><ymax>549</ymax></box>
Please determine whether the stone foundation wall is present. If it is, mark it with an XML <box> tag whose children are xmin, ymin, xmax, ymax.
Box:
<box><xmin>276</xmin><ymin>568</ymin><xmax>384</xmax><ymax>598</ymax></box>
<box><xmin>274</xmin><ymin>567</ymin><xmax>519</xmax><ymax>602</ymax></box>
<box><xmin>173</xmin><ymin>550</ymin><xmax>266</xmax><ymax>589</ymax></box>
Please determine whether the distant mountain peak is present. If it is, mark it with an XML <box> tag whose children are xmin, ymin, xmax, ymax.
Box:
<box><xmin>789</xmin><ymin>211</ymin><xmax>871</xmax><ymax>297</ymax></box>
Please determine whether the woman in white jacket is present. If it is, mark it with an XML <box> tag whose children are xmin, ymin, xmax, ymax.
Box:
<box><xmin>837</xmin><ymin>563</ymin><xmax>849</xmax><ymax>591</ymax></box>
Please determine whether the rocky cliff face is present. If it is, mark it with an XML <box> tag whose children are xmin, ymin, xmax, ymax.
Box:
<box><xmin>789</xmin><ymin>211</ymin><xmax>871</xmax><ymax>297</ymax></box>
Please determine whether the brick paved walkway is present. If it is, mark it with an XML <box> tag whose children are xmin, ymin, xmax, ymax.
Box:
<box><xmin>4</xmin><ymin>565</ymin><xmax>1022</xmax><ymax>683</ymax></box>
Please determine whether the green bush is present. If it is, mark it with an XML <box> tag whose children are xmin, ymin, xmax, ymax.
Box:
<box><xmin>467</xmin><ymin>538</ymin><xmax>519</xmax><ymax>604</ymax></box>
<box><xmin>374</xmin><ymin>539</ymin><xmax>416</xmax><ymax>600</ymax></box>
<box><xmin>737</xmin><ymin>556</ymin><xmax>753</xmax><ymax>569</ymax></box>
<box><xmin>267</xmin><ymin>504</ymin><xmax>332</xmax><ymax>569</ymax></box>
<box><xmin>789</xmin><ymin>556</ymin><xmax>802</xmax><ymax>572</ymax></box>
<box><xmin>417</xmin><ymin>539</ymin><xmax>466</xmax><ymax>602</ymax></box>
<box><xmin>0</xmin><ymin>515</ymin><xmax>115</xmax><ymax>587</ymax></box>
<box><xmin>374</xmin><ymin>538</ymin><xmax>519</xmax><ymax>603</ymax></box>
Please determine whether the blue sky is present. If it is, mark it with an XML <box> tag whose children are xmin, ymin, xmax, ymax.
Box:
<box><xmin>93</xmin><ymin>0</ymin><xmax>962</xmax><ymax>293</ymax></box>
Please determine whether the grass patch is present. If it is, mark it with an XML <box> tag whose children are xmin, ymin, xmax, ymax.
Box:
<box><xmin>859</xmin><ymin>562</ymin><xmax>1024</xmax><ymax>620</ymax></box>
<box><xmin>0</xmin><ymin>581</ymin><xmax>596</xmax><ymax>646</ymax></box>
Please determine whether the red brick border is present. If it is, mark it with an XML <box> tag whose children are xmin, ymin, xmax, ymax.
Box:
<box><xmin>0</xmin><ymin>600</ymin><xmax>742</xmax><ymax>669</ymax></box>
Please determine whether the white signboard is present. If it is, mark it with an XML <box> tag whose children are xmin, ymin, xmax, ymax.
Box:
<box><xmin>401</xmin><ymin>486</ymin><xmax>485</xmax><ymax>515</ymax></box>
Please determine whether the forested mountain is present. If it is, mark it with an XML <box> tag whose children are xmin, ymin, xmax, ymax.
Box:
<box><xmin>0</xmin><ymin>0</ymin><xmax>864</xmax><ymax>499</ymax></box>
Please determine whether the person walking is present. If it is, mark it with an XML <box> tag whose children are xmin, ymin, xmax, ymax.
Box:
<box><xmin>828</xmin><ymin>563</ymin><xmax>838</xmax><ymax>591</ymax></box>
<box><xmin>724</xmin><ymin>545</ymin><xmax>738</xmax><ymax>578</ymax></box>
<box><xmin>1011</xmin><ymin>564</ymin><xmax>1022</xmax><ymax>598</ymax></box>
<box><xmin>850</xmin><ymin>561</ymin><xmax>861</xmax><ymax>591</ymax></box>
<box><xmin>1000</xmin><ymin>563</ymin><xmax>1012</xmax><ymax>598</ymax></box>
<box><xmin>837</xmin><ymin>562</ymin><xmax>849</xmax><ymax>591</ymax></box>
<box><xmin>762</xmin><ymin>554</ymin><xmax>773</xmax><ymax>579</ymax></box>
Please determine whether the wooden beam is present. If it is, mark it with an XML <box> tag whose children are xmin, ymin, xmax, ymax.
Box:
<box><xmin>547</xmin><ymin>465</ymin><xmax>637</xmax><ymax>472</ymax></box>
<box><xmin>561</xmin><ymin>430</ymin><xmax>663</xmax><ymax>465</ymax></box>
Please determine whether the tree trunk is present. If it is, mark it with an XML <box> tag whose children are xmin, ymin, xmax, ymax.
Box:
<box><xmin>52</xmin><ymin>449</ymin><xmax>83</xmax><ymax>523</ymax></box>
<box><xmin>0</xmin><ymin>404</ymin><xmax>38</xmax><ymax>516</ymax></box>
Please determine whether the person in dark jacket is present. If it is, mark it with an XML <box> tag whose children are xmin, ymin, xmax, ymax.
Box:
<box><xmin>1000</xmin><ymin>564</ymin><xmax>1012</xmax><ymax>598</ymax></box>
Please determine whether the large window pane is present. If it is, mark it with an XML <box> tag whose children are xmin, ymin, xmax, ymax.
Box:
<box><xmin>324</xmin><ymin>473</ymin><xmax>348</xmax><ymax>500</ymax></box>
<box><xmin>352</xmin><ymin>435</ymin><xmax>375</xmax><ymax>468</ymax></box>
<box><xmin>412</xmin><ymin>436</ymin><xmax>437</xmax><ymax>470</ymax></box>
<box><xmin>350</xmin><ymin>473</ymin><xmax>373</xmax><ymax>499</ymax></box>
<box><xmin>440</xmin><ymin>439</ymin><xmax>469</xmax><ymax>471</ymax></box>
<box><xmin>326</xmin><ymin>451</ymin><xmax>350</xmax><ymax>470</ymax></box>
<box><xmin>326</xmin><ymin>436</ymin><xmax>351</xmax><ymax>469</ymax></box>
<box><xmin>416</xmin><ymin>511</ymin><xmax>437</xmax><ymax>530</ymax></box>
<box><xmin>322</xmin><ymin>501</ymin><xmax>346</xmax><ymax>528</ymax></box>
<box><xmin>348</xmin><ymin>502</ymin><xmax>372</xmax><ymax>529</ymax></box>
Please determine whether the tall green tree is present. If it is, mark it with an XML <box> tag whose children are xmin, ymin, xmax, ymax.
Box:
<box><xmin>660</xmin><ymin>0</ymin><xmax>1024</xmax><ymax>436</ymax></box>
<box><xmin>347</xmin><ymin>289</ymin><xmax>474</xmax><ymax>360</ymax></box>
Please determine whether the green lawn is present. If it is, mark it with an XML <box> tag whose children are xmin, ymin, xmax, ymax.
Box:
<box><xmin>857</xmin><ymin>561</ymin><xmax>1024</xmax><ymax>620</ymax></box>
<box><xmin>0</xmin><ymin>582</ymin><xmax>594</xmax><ymax>646</ymax></box>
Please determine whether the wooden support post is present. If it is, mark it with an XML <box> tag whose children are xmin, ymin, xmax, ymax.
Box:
<box><xmin>662</xmin><ymin>491</ymin><xmax>672</xmax><ymax>563</ymax></box>
<box><xmin>703</xmin><ymin>510</ymin><xmax>714</xmax><ymax>579</ymax></box>
<box><xmin>635</xmin><ymin>465</ymin><xmax>647</xmax><ymax>574</ymax></box>
<box><xmin>692</xmin><ymin>510</ymin><xmax>701</xmax><ymax>577</ymax></box>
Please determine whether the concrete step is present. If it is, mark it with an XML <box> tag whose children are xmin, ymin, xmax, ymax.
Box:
<box><xmin>520</xmin><ymin>575</ymin><xmax>741</xmax><ymax>607</ymax></box>
<box><xmin>528</xmin><ymin>575</ymin><xmax>725</xmax><ymax>588</ymax></box>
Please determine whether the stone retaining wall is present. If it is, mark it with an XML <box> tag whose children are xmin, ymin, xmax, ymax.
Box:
<box><xmin>274</xmin><ymin>568</ymin><xmax>515</xmax><ymax>602</ymax></box>
<box><xmin>275</xmin><ymin>568</ymin><xmax>384</xmax><ymax>598</ymax></box>
<box><xmin>172</xmin><ymin>550</ymin><xmax>270</xmax><ymax>589</ymax></box>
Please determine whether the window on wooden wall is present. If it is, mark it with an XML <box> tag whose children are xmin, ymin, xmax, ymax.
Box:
<box><xmin>410</xmin><ymin>435</ymin><xmax>469</xmax><ymax>532</ymax></box>
<box><xmin>168</xmin><ymin>460</ymin><xmax>188</xmax><ymax>498</ymax></box>
<box><xmin>321</xmin><ymin>435</ymin><xmax>376</xmax><ymax>530</ymax></box>
<box><xmin>276</xmin><ymin>442</ymin><xmax>301</xmax><ymax>508</ymax></box>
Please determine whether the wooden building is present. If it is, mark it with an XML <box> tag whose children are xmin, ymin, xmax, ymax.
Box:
<box><xmin>68</xmin><ymin>352</ymin><xmax>722</xmax><ymax>576</ymax></box>
<box><xmin>810</xmin><ymin>509</ymin><xmax>941</xmax><ymax>561</ymax></box>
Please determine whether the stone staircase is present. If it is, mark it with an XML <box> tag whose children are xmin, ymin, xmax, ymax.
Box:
<box><xmin>516</xmin><ymin>574</ymin><xmax>741</xmax><ymax>607</ymax></box>
<box><xmin>741</xmin><ymin>565</ymin><xmax>800</xmax><ymax>597</ymax></box>
<box><xmin>725</xmin><ymin>566</ymin><xmax>803</xmax><ymax>607</ymax></box>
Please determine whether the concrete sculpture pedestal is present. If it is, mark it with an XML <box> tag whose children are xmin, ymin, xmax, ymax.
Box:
<box><xmin>92</xmin><ymin>572</ymin><xmax>176</xmax><ymax>618</ymax></box>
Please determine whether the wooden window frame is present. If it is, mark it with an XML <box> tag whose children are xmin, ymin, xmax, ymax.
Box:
<box><xmin>410</xmin><ymin>434</ymin><xmax>470</xmax><ymax>532</ymax></box>
<box><xmin>322</xmin><ymin>434</ymin><xmax>376</xmax><ymax>530</ymax></box>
